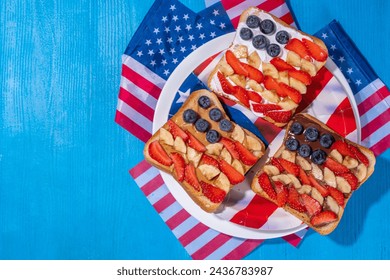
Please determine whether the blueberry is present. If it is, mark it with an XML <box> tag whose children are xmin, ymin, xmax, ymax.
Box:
<box><xmin>304</xmin><ymin>126</ymin><xmax>319</xmax><ymax>142</ymax></box>
<box><xmin>252</xmin><ymin>35</ymin><xmax>269</xmax><ymax>50</ymax></box>
<box><xmin>183</xmin><ymin>109</ymin><xmax>198</xmax><ymax>123</ymax></box>
<box><xmin>239</xmin><ymin>27</ymin><xmax>253</xmax><ymax>40</ymax></box>
<box><xmin>298</xmin><ymin>144</ymin><xmax>312</xmax><ymax>158</ymax></box>
<box><xmin>319</xmin><ymin>133</ymin><xmax>335</xmax><ymax>148</ymax></box>
<box><xmin>219</xmin><ymin>119</ymin><xmax>233</xmax><ymax>132</ymax></box>
<box><xmin>285</xmin><ymin>137</ymin><xmax>299</xmax><ymax>151</ymax></box>
<box><xmin>209</xmin><ymin>108</ymin><xmax>223</xmax><ymax>121</ymax></box>
<box><xmin>290</xmin><ymin>122</ymin><xmax>303</xmax><ymax>135</ymax></box>
<box><xmin>266</xmin><ymin>43</ymin><xmax>281</xmax><ymax>57</ymax></box>
<box><xmin>195</xmin><ymin>118</ymin><xmax>210</xmax><ymax>132</ymax></box>
<box><xmin>311</xmin><ymin>149</ymin><xmax>327</xmax><ymax>165</ymax></box>
<box><xmin>198</xmin><ymin>96</ymin><xmax>211</xmax><ymax>109</ymax></box>
<box><xmin>246</xmin><ymin>15</ymin><xmax>260</xmax><ymax>28</ymax></box>
<box><xmin>260</xmin><ymin>19</ymin><xmax>275</xmax><ymax>34</ymax></box>
<box><xmin>206</xmin><ymin>129</ymin><xmax>221</xmax><ymax>143</ymax></box>
<box><xmin>275</xmin><ymin>30</ymin><xmax>290</xmax><ymax>44</ymax></box>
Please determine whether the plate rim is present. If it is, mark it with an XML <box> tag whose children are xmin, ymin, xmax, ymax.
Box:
<box><xmin>153</xmin><ymin>32</ymin><xmax>360</xmax><ymax>239</ymax></box>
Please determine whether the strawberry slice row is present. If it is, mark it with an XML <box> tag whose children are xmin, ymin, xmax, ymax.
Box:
<box><xmin>225</xmin><ymin>50</ymin><xmax>264</xmax><ymax>83</ymax></box>
<box><xmin>263</xmin><ymin>76</ymin><xmax>302</xmax><ymax>103</ymax></box>
<box><xmin>285</xmin><ymin>38</ymin><xmax>328</xmax><ymax>62</ymax></box>
<box><xmin>331</xmin><ymin>140</ymin><xmax>369</xmax><ymax>167</ymax></box>
<box><xmin>270</xmin><ymin>58</ymin><xmax>312</xmax><ymax>85</ymax></box>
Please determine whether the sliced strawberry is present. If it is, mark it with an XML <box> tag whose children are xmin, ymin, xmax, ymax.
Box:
<box><xmin>328</xmin><ymin>187</ymin><xmax>345</xmax><ymax>207</ymax></box>
<box><xmin>287</xmin><ymin>186</ymin><xmax>306</xmax><ymax>212</ymax></box>
<box><xmin>274</xmin><ymin>181</ymin><xmax>288</xmax><ymax>207</ymax></box>
<box><xmin>310</xmin><ymin>210</ymin><xmax>338</xmax><ymax>227</ymax></box>
<box><xmin>263</xmin><ymin>76</ymin><xmax>286</xmax><ymax>97</ymax></box>
<box><xmin>242</xmin><ymin>63</ymin><xmax>263</xmax><ymax>83</ymax></box>
<box><xmin>324</xmin><ymin>157</ymin><xmax>349</xmax><ymax>175</ymax></box>
<box><xmin>264</xmin><ymin>110</ymin><xmax>292</xmax><ymax>124</ymax></box>
<box><xmin>171</xmin><ymin>152</ymin><xmax>185</xmax><ymax>182</ymax></box>
<box><xmin>235</xmin><ymin>141</ymin><xmax>258</xmax><ymax>165</ymax></box>
<box><xmin>200</xmin><ymin>154</ymin><xmax>219</xmax><ymax>168</ymax></box>
<box><xmin>279</xmin><ymin>83</ymin><xmax>302</xmax><ymax>104</ymax></box>
<box><xmin>299</xmin><ymin>167</ymin><xmax>311</xmax><ymax>185</ymax></box>
<box><xmin>220</xmin><ymin>137</ymin><xmax>240</xmax><ymax>159</ymax></box>
<box><xmin>167</xmin><ymin>119</ymin><xmax>188</xmax><ymax>141</ymax></box>
<box><xmin>270</xmin><ymin>57</ymin><xmax>294</xmax><ymax>71</ymax></box>
<box><xmin>148</xmin><ymin>141</ymin><xmax>172</xmax><ymax>166</ymax></box>
<box><xmin>302</xmin><ymin>38</ymin><xmax>328</xmax><ymax>62</ymax></box>
<box><xmin>252</xmin><ymin>103</ymin><xmax>282</xmax><ymax>114</ymax></box>
<box><xmin>225</xmin><ymin>50</ymin><xmax>248</xmax><ymax>76</ymax></box>
<box><xmin>232</xmin><ymin>86</ymin><xmax>250</xmax><ymax>107</ymax></box>
<box><xmin>339</xmin><ymin>172</ymin><xmax>358</xmax><ymax>191</ymax></box>
<box><xmin>301</xmin><ymin>193</ymin><xmax>322</xmax><ymax>217</ymax></box>
<box><xmin>186</xmin><ymin>131</ymin><xmax>206</xmax><ymax>153</ymax></box>
<box><xmin>288</xmin><ymin>69</ymin><xmax>312</xmax><ymax>85</ymax></box>
<box><xmin>217</xmin><ymin>71</ymin><xmax>235</xmax><ymax>93</ymax></box>
<box><xmin>184</xmin><ymin>164</ymin><xmax>201</xmax><ymax>192</ymax></box>
<box><xmin>278</xmin><ymin>158</ymin><xmax>300</xmax><ymax>177</ymax></box>
<box><xmin>331</xmin><ymin>140</ymin><xmax>356</xmax><ymax>159</ymax></box>
<box><xmin>308</xmin><ymin>175</ymin><xmax>329</xmax><ymax>196</ymax></box>
<box><xmin>348</xmin><ymin>145</ymin><xmax>369</xmax><ymax>167</ymax></box>
<box><xmin>219</xmin><ymin>159</ymin><xmax>245</xmax><ymax>185</ymax></box>
<box><xmin>200</xmin><ymin>181</ymin><xmax>226</xmax><ymax>203</ymax></box>
<box><xmin>247</xmin><ymin>90</ymin><xmax>263</xmax><ymax>103</ymax></box>
<box><xmin>257</xmin><ymin>173</ymin><xmax>277</xmax><ymax>200</ymax></box>
<box><xmin>285</xmin><ymin>38</ymin><xmax>311</xmax><ymax>61</ymax></box>
<box><xmin>270</xmin><ymin>157</ymin><xmax>284</xmax><ymax>172</ymax></box>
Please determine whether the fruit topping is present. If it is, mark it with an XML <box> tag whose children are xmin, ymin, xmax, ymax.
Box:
<box><xmin>217</xmin><ymin>71</ymin><xmax>235</xmax><ymax>93</ymax></box>
<box><xmin>263</xmin><ymin>76</ymin><xmax>285</xmax><ymax>96</ymax></box>
<box><xmin>187</xmin><ymin>131</ymin><xmax>206</xmax><ymax>152</ymax></box>
<box><xmin>200</xmin><ymin>181</ymin><xmax>226</xmax><ymax>203</ymax></box>
<box><xmin>235</xmin><ymin>141</ymin><xmax>258</xmax><ymax>165</ymax></box>
<box><xmin>194</xmin><ymin>118</ymin><xmax>210</xmax><ymax>132</ymax></box>
<box><xmin>184</xmin><ymin>164</ymin><xmax>201</xmax><ymax>192</ymax></box>
<box><xmin>219</xmin><ymin>159</ymin><xmax>245</xmax><ymax>184</ymax></box>
<box><xmin>246</xmin><ymin>15</ymin><xmax>261</xmax><ymax>28</ymax></box>
<box><xmin>258</xmin><ymin>173</ymin><xmax>277</xmax><ymax>200</ymax></box>
<box><xmin>209</xmin><ymin>108</ymin><xmax>223</xmax><ymax>122</ymax></box>
<box><xmin>270</xmin><ymin>57</ymin><xmax>294</xmax><ymax>71</ymax></box>
<box><xmin>310</xmin><ymin>211</ymin><xmax>337</xmax><ymax>227</ymax></box>
<box><xmin>220</xmin><ymin>137</ymin><xmax>240</xmax><ymax>159</ymax></box>
<box><xmin>328</xmin><ymin>187</ymin><xmax>345</xmax><ymax>206</ymax></box>
<box><xmin>274</xmin><ymin>181</ymin><xmax>288</xmax><ymax>207</ymax></box>
<box><xmin>311</xmin><ymin>149</ymin><xmax>327</xmax><ymax>165</ymax></box>
<box><xmin>270</xmin><ymin>157</ymin><xmax>284</xmax><ymax>172</ymax></box>
<box><xmin>288</xmin><ymin>69</ymin><xmax>312</xmax><ymax>85</ymax></box>
<box><xmin>200</xmin><ymin>154</ymin><xmax>219</xmax><ymax>168</ymax></box>
<box><xmin>239</xmin><ymin>27</ymin><xmax>253</xmax><ymax>40</ymax></box>
<box><xmin>225</xmin><ymin>50</ymin><xmax>248</xmax><ymax>76</ymax></box>
<box><xmin>232</xmin><ymin>86</ymin><xmax>250</xmax><ymax>107</ymax></box>
<box><xmin>287</xmin><ymin>186</ymin><xmax>306</xmax><ymax>212</ymax></box>
<box><xmin>278</xmin><ymin>158</ymin><xmax>300</xmax><ymax>177</ymax></box>
<box><xmin>320</xmin><ymin>133</ymin><xmax>335</xmax><ymax>148</ymax></box>
<box><xmin>308</xmin><ymin>175</ymin><xmax>329</xmax><ymax>196</ymax></box>
<box><xmin>298</xmin><ymin>144</ymin><xmax>312</xmax><ymax>158</ymax></box>
<box><xmin>242</xmin><ymin>63</ymin><xmax>264</xmax><ymax>83</ymax></box>
<box><xmin>260</xmin><ymin>19</ymin><xmax>275</xmax><ymax>34</ymax></box>
<box><xmin>275</xmin><ymin>30</ymin><xmax>290</xmax><ymax>44</ymax></box>
<box><xmin>324</xmin><ymin>157</ymin><xmax>349</xmax><ymax>175</ymax></box>
<box><xmin>149</xmin><ymin>141</ymin><xmax>172</xmax><ymax>166</ymax></box>
<box><xmin>266</xmin><ymin>44</ymin><xmax>280</xmax><ymax>58</ymax></box>
<box><xmin>348</xmin><ymin>145</ymin><xmax>369</xmax><ymax>166</ymax></box>
<box><xmin>301</xmin><ymin>194</ymin><xmax>322</xmax><ymax>217</ymax></box>
<box><xmin>219</xmin><ymin>119</ymin><xmax>233</xmax><ymax>132</ymax></box>
<box><xmin>264</xmin><ymin>110</ymin><xmax>292</xmax><ymax>124</ymax></box>
<box><xmin>302</xmin><ymin>38</ymin><xmax>328</xmax><ymax>62</ymax></box>
<box><xmin>171</xmin><ymin>152</ymin><xmax>185</xmax><ymax>182</ymax></box>
<box><xmin>206</xmin><ymin>129</ymin><xmax>221</xmax><ymax>144</ymax></box>
<box><xmin>183</xmin><ymin>109</ymin><xmax>198</xmax><ymax>124</ymax></box>
<box><xmin>168</xmin><ymin>119</ymin><xmax>189</xmax><ymax>141</ymax></box>
<box><xmin>304</xmin><ymin>126</ymin><xmax>319</xmax><ymax>142</ymax></box>
<box><xmin>285</xmin><ymin>137</ymin><xmax>299</xmax><ymax>151</ymax></box>
<box><xmin>298</xmin><ymin>167</ymin><xmax>311</xmax><ymax>185</ymax></box>
<box><xmin>252</xmin><ymin>103</ymin><xmax>282</xmax><ymax>113</ymax></box>
<box><xmin>285</xmin><ymin>38</ymin><xmax>311</xmax><ymax>61</ymax></box>
<box><xmin>198</xmin><ymin>95</ymin><xmax>211</xmax><ymax>109</ymax></box>
<box><xmin>279</xmin><ymin>83</ymin><xmax>302</xmax><ymax>103</ymax></box>
<box><xmin>339</xmin><ymin>172</ymin><xmax>358</xmax><ymax>190</ymax></box>
<box><xmin>247</xmin><ymin>90</ymin><xmax>263</xmax><ymax>103</ymax></box>
<box><xmin>252</xmin><ymin>34</ymin><xmax>269</xmax><ymax>50</ymax></box>
<box><xmin>331</xmin><ymin>140</ymin><xmax>356</xmax><ymax>158</ymax></box>
<box><xmin>290</xmin><ymin>122</ymin><xmax>304</xmax><ymax>135</ymax></box>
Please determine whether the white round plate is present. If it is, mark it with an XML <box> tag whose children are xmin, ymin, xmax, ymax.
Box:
<box><xmin>153</xmin><ymin>33</ymin><xmax>360</xmax><ymax>239</ymax></box>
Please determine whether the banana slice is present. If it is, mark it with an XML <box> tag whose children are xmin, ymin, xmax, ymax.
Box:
<box><xmin>324</xmin><ymin>167</ymin><xmax>336</xmax><ymax>187</ymax></box>
<box><xmin>272</xmin><ymin>174</ymin><xmax>292</xmax><ymax>185</ymax></box>
<box><xmin>174</xmin><ymin>136</ymin><xmax>186</xmax><ymax>154</ymax></box>
<box><xmin>354</xmin><ymin>163</ymin><xmax>368</xmax><ymax>182</ymax></box>
<box><xmin>286</xmin><ymin>51</ymin><xmax>301</xmax><ymax>67</ymax></box>
<box><xmin>342</xmin><ymin>156</ymin><xmax>359</xmax><ymax>169</ymax></box>
<box><xmin>159</xmin><ymin>127</ymin><xmax>174</xmax><ymax>146</ymax></box>
<box><xmin>220</xmin><ymin>147</ymin><xmax>232</xmax><ymax>165</ymax></box>
<box><xmin>232</xmin><ymin>159</ymin><xmax>245</xmax><ymax>175</ymax></box>
<box><xmin>278</xmin><ymin>71</ymin><xmax>289</xmax><ymax>85</ymax></box>
<box><xmin>206</xmin><ymin>143</ymin><xmax>223</xmax><ymax>156</ymax></box>
<box><xmin>297</xmin><ymin>184</ymin><xmax>312</xmax><ymax>195</ymax></box>
<box><xmin>281</xmin><ymin>150</ymin><xmax>296</xmax><ymax>163</ymax></box>
<box><xmin>231</xmin><ymin>125</ymin><xmax>245</xmax><ymax>143</ymax></box>
<box><xmin>232</xmin><ymin>44</ymin><xmax>248</xmax><ymax>58</ymax></box>
<box><xmin>219</xmin><ymin>60</ymin><xmax>234</xmax><ymax>76</ymax></box>
<box><xmin>329</xmin><ymin>149</ymin><xmax>343</xmax><ymax>163</ymax></box>
<box><xmin>263</xmin><ymin>165</ymin><xmax>280</xmax><ymax>176</ymax></box>
<box><xmin>261</xmin><ymin>90</ymin><xmax>280</xmax><ymax>103</ymax></box>
<box><xmin>246</xmin><ymin>135</ymin><xmax>263</xmax><ymax>151</ymax></box>
<box><xmin>287</xmin><ymin>174</ymin><xmax>302</xmax><ymax>189</ymax></box>
<box><xmin>262</xmin><ymin>62</ymin><xmax>278</xmax><ymax>79</ymax></box>
<box><xmin>247</xmin><ymin>51</ymin><xmax>261</xmax><ymax>68</ymax></box>
<box><xmin>198</xmin><ymin>164</ymin><xmax>220</xmax><ymax>180</ymax></box>
<box><xmin>296</xmin><ymin>155</ymin><xmax>311</xmax><ymax>171</ymax></box>
<box><xmin>311</xmin><ymin>188</ymin><xmax>324</xmax><ymax>205</ymax></box>
<box><xmin>301</xmin><ymin>59</ymin><xmax>316</xmax><ymax>77</ymax></box>
<box><xmin>247</xmin><ymin>79</ymin><xmax>263</xmax><ymax>92</ymax></box>
<box><xmin>325</xmin><ymin>196</ymin><xmax>339</xmax><ymax>215</ymax></box>
<box><xmin>214</xmin><ymin>172</ymin><xmax>230</xmax><ymax>191</ymax></box>
<box><xmin>311</xmin><ymin>163</ymin><xmax>323</xmax><ymax>181</ymax></box>
<box><xmin>289</xmin><ymin>77</ymin><xmax>307</xmax><ymax>94</ymax></box>
<box><xmin>336</xmin><ymin>176</ymin><xmax>352</xmax><ymax>194</ymax></box>
<box><xmin>278</xmin><ymin>97</ymin><xmax>299</xmax><ymax>111</ymax></box>
<box><xmin>187</xmin><ymin>146</ymin><xmax>202</xmax><ymax>167</ymax></box>
<box><xmin>229</xmin><ymin>74</ymin><xmax>246</xmax><ymax>88</ymax></box>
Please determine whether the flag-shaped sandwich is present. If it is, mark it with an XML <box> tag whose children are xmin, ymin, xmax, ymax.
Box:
<box><xmin>144</xmin><ymin>90</ymin><xmax>265</xmax><ymax>212</ymax></box>
<box><xmin>208</xmin><ymin>7</ymin><xmax>329</xmax><ymax>127</ymax></box>
<box><xmin>251</xmin><ymin>113</ymin><xmax>376</xmax><ymax>234</ymax></box>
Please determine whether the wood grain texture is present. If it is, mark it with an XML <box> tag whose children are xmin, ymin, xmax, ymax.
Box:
<box><xmin>0</xmin><ymin>0</ymin><xmax>389</xmax><ymax>260</ymax></box>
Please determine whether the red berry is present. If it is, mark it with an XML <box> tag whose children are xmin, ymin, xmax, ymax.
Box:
<box><xmin>220</xmin><ymin>137</ymin><xmax>240</xmax><ymax>159</ymax></box>
<box><xmin>324</xmin><ymin>157</ymin><xmax>350</xmax><ymax>175</ymax></box>
<box><xmin>219</xmin><ymin>159</ymin><xmax>245</xmax><ymax>185</ymax></box>
<box><xmin>252</xmin><ymin>103</ymin><xmax>282</xmax><ymax>113</ymax></box>
<box><xmin>310</xmin><ymin>210</ymin><xmax>338</xmax><ymax>227</ymax></box>
<box><xmin>270</xmin><ymin>57</ymin><xmax>294</xmax><ymax>71</ymax></box>
<box><xmin>285</xmin><ymin>38</ymin><xmax>311</xmax><ymax>61</ymax></box>
<box><xmin>331</xmin><ymin>140</ymin><xmax>356</xmax><ymax>159</ymax></box>
<box><xmin>184</xmin><ymin>164</ymin><xmax>201</xmax><ymax>192</ymax></box>
<box><xmin>200</xmin><ymin>154</ymin><xmax>219</xmax><ymax>168</ymax></box>
<box><xmin>339</xmin><ymin>172</ymin><xmax>358</xmax><ymax>191</ymax></box>
<box><xmin>171</xmin><ymin>152</ymin><xmax>185</xmax><ymax>182</ymax></box>
<box><xmin>278</xmin><ymin>158</ymin><xmax>300</xmax><ymax>177</ymax></box>
<box><xmin>232</xmin><ymin>86</ymin><xmax>250</xmax><ymax>108</ymax></box>
<box><xmin>287</xmin><ymin>186</ymin><xmax>306</xmax><ymax>212</ymax></box>
<box><xmin>308</xmin><ymin>175</ymin><xmax>329</xmax><ymax>196</ymax></box>
<box><xmin>217</xmin><ymin>71</ymin><xmax>235</xmax><ymax>93</ymax></box>
<box><xmin>263</xmin><ymin>76</ymin><xmax>286</xmax><ymax>97</ymax></box>
<box><xmin>235</xmin><ymin>141</ymin><xmax>258</xmax><ymax>165</ymax></box>
<box><xmin>274</xmin><ymin>181</ymin><xmax>288</xmax><ymax>207</ymax></box>
<box><xmin>301</xmin><ymin>194</ymin><xmax>322</xmax><ymax>217</ymax></box>
<box><xmin>258</xmin><ymin>173</ymin><xmax>277</xmax><ymax>200</ymax></box>
<box><xmin>264</xmin><ymin>110</ymin><xmax>292</xmax><ymax>124</ymax></box>
<box><xmin>270</xmin><ymin>157</ymin><xmax>284</xmax><ymax>172</ymax></box>
<box><xmin>328</xmin><ymin>187</ymin><xmax>345</xmax><ymax>206</ymax></box>
<box><xmin>242</xmin><ymin>63</ymin><xmax>264</xmax><ymax>83</ymax></box>
<box><xmin>298</xmin><ymin>167</ymin><xmax>311</xmax><ymax>185</ymax></box>
<box><xmin>167</xmin><ymin>120</ymin><xmax>188</xmax><ymax>141</ymax></box>
<box><xmin>225</xmin><ymin>50</ymin><xmax>248</xmax><ymax>76</ymax></box>
<box><xmin>148</xmin><ymin>141</ymin><xmax>172</xmax><ymax>166</ymax></box>
<box><xmin>200</xmin><ymin>181</ymin><xmax>226</xmax><ymax>203</ymax></box>
<box><xmin>302</xmin><ymin>38</ymin><xmax>328</xmax><ymax>62</ymax></box>
<box><xmin>247</xmin><ymin>90</ymin><xmax>263</xmax><ymax>103</ymax></box>
<box><xmin>288</xmin><ymin>69</ymin><xmax>312</xmax><ymax>85</ymax></box>
<box><xmin>279</xmin><ymin>83</ymin><xmax>302</xmax><ymax>104</ymax></box>
<box><xmin>348</xmin><ymin>145</ymin><xmax>369</xmax><ymax>167</ymax></box>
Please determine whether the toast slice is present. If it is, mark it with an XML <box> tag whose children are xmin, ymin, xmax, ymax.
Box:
<box><xmin>144</xmin><ymin>89</ymin><xmax>266</xmax><ymax>213</ymax></box>
<box><xmin>208</xmin><ymin>7</ymin><xmax>328</xmax><ymax>127</ymax></box>
<box><xmin>251</xmin><ymin>113</ymin><xmax>376</xmax><ymax>234</ymax></box>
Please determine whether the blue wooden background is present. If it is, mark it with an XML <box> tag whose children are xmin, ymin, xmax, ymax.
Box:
<box><xmin>1</xmin><ymin>0</ymin><xmax>389</xmax><ymax>259</ymax></box>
